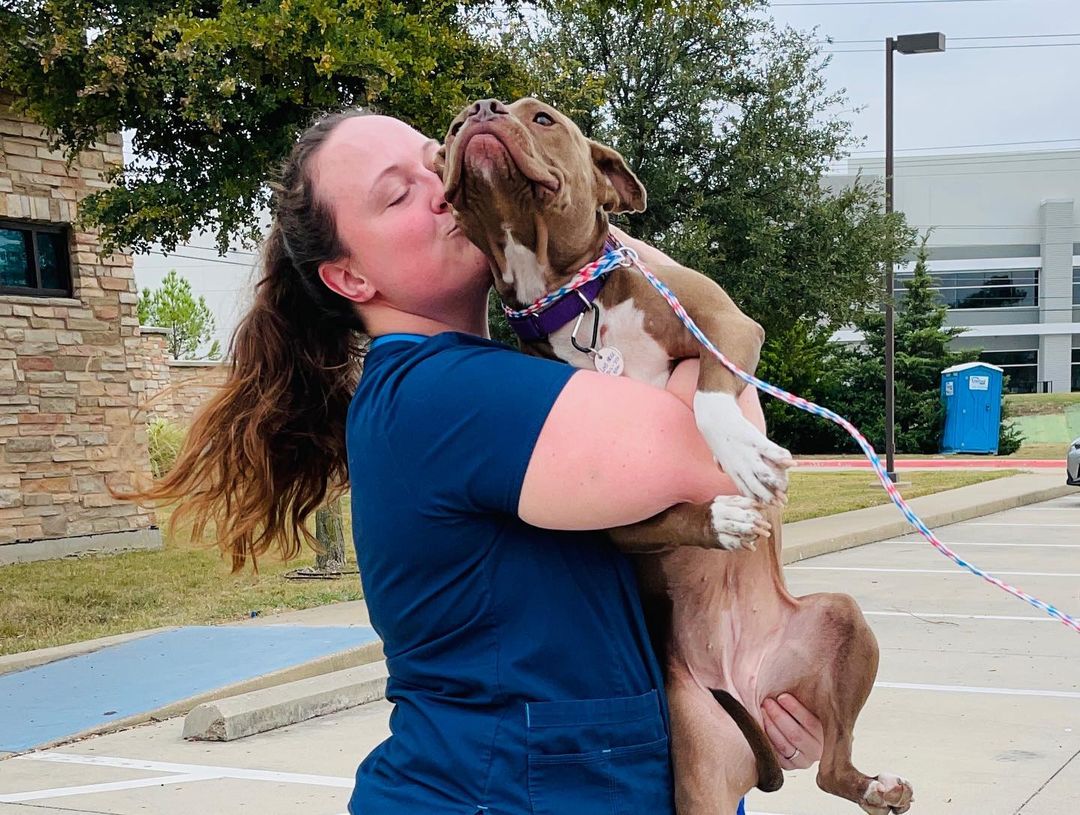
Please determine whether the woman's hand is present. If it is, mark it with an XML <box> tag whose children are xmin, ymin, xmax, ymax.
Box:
<box><xmin>761</xmin><ymin>694</ymin><xmax>823</xmax><ymax>771</ymax></box>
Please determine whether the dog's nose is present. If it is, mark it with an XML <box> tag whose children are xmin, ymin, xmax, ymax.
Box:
<box><xmin>467</xmin><ymin>99</ymin><xmax>509</xmax><ymax>123</ymax></box>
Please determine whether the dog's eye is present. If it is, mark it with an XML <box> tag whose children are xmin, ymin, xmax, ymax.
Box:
<box><xmin>533</xmin><ymin>112</ymin><xmax>555</xmax><ymax>126</ymax></box>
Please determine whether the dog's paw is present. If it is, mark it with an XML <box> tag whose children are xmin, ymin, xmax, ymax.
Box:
<box><xmin>860</xmin><ymin>773</ymin><xmax>913</xmax><ymax>815</ymax></box>
<box><xmin>709</xmin><ymin>495</ymin><xmax>769</xmax><ymax>551</ymax></box>
<box><xmin>693</xmin><ymin>391</ymin><xmax>794</xmax><ymax>505</ymax></box>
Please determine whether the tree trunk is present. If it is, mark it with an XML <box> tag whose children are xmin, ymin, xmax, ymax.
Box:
<box><xmin>314</xmin><ymin>500</ymin><xmax>346</xmax><ymax>573</ymax></box>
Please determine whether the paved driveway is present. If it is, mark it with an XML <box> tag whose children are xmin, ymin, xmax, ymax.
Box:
<box><xmin>1</xmin><ymin>497</ymin><xmax>1078</xmax><ymax>814</ymax></box>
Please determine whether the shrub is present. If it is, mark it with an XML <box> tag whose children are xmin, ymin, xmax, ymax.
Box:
<box><xmin>147</xmin><ymin>418</ymin><xmax>186</xmax><ymax>478</ymax></box>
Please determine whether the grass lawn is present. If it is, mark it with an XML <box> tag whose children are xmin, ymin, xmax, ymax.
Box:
<box><xmin>1004</xmin><ymin>392</ymin><xmax>1080</xmax><ymax>417</ymax></box>
<box><xmin>0</xmin><ymin>500</ymin><xmax>362</xmax><ymax>657</ymax></box>
<box><xmin>1</xmin><ymin>471</ymin><xmax>1018</xmax><ymax>657</ymax></box>
<box><xmin>1007</xmin><ymin>443</ymin><xmax>1067</xmax><ymax>460</ymax></box>
<box><xmin>782</xmin><ymin>469</ymin><xmax>1018</xmax><ymax>524</ymax></box>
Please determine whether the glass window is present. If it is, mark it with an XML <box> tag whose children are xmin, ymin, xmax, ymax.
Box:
<box><xmin>35</xmin><ymin>231</ymin><xmax>67</xmax><ymax>291</ymax></box>
<box><xmin>1072</xmin><ymin>348</ymin><xmax>1080</xmax><ymax>392</ymax></box>
<box><xmin>1073</xmin><ymin>268</ymin><xmax>1080</xmax><ymax>306</ymax></box>
<box><xmin>980</xmin><ymin>350</ymin><xmax>1037</xmax><ymax>394</ymax></box>
<box><xmin>0</xmin><ymin>220</ymin><xmax>71</xmax><ymax>296</ymax></box>
<box><xmin>0</xmin><ymin>228</ymin><xmax>33</xmax><ymax>288</ymax></box>
<box><xmin>894</xmin><ymin>268</ymin><xmax>1039</xmax><ymax>310</ymax></box>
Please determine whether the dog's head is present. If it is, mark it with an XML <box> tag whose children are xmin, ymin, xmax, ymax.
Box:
<box><xmin>433</xmin><ymin>97</ymin><xmax>646</xmax><ymax>277</ymax></box>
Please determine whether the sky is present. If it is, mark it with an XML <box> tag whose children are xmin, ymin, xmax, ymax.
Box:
<box><xmin>132</xmin><ymin>0</ymin><xmax>1080</xmax><ymax>350</ymax></box>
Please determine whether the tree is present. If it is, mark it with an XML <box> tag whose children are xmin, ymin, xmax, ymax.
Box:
<box><xmin>498</xmin><ymin>0</ymin><xmax>915</xmax><ymax>340</ymax></box>
<box><xmin>828</xmin><ymin>237</ymin><xmax>1022</xmax><ymax>455</ymax></box>
<box><xmin>0</xmin><ymin>0</ymin><xmax>531</xmax><ymax>254</ymax></box>
<box><xmin>137</xmin><ymin>269</ymin><xmax>220</xmax><ymax>360</ymax></box>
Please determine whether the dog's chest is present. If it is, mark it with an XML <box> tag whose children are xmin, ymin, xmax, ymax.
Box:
<box><xmin>547</xmin><ymin>298</ymin><xmax>672</xmax><ymax>388</ymax></box>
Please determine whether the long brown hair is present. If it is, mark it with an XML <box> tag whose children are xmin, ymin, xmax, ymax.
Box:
<box><xmin>130</xmin><ymin>110</ymin><xmax>372</xmax><ymax>570</ymax></box>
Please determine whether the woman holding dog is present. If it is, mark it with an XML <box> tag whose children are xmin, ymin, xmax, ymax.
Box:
<box><xmin>141</xmin><ymin>110</ymin><xmax>823</xmax><ymax>814</ymax></box>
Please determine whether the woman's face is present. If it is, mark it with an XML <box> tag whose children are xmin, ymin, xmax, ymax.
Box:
<box><xmin>313</xmin><ymin>115</ymin><xmax>490</xmax><ymax>316</ymax></box>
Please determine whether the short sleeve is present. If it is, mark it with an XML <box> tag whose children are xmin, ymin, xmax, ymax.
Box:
<box><xmin>378</xmin><ymin>337</ymin><xmax>576</xmax><ymax>515</ymax></box>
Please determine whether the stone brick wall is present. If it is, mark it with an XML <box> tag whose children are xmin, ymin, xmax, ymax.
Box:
<box><xmin>0</xmin><ymin>95</ymin><xmax>158</xmax><ymax>546</ymax></box>
<box><xmin>138</xmin><ymin>339</ymin><xmax>227</xmax><ymax>427</ymax></box>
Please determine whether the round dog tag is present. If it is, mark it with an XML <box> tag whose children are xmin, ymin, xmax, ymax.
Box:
<box><xmin>594</xmin><ymin>346</ymin><xmax>625</xmax><ymax>376</ymax></box>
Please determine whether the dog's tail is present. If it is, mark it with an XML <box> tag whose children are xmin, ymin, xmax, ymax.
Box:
<box><xmin>709</xmin><ymin>688</ymin><xmax>784</xmax><ymax>793</ymax></box>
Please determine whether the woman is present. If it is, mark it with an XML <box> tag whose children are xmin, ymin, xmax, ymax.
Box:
<box><xmin>144</xmin><ymin>109</ymin><xmax>823</xmax><ymax>814</ymax></box>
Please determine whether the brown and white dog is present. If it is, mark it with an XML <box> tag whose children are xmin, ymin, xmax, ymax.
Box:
<box><xmin>435</xmin><ymin>97</ymin><xmax>913</xmax><ymax>815</ymax></box>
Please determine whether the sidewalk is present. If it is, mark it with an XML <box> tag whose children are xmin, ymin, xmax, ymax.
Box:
<box><xmin>0</xmin><ymin>472</ymin><xmax>1073</xmax><ymax>756</ymax></box>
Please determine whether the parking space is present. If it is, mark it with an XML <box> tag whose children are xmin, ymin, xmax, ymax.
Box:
<box><xmin>1</xmin><ymin>497</ymin><xmax>1078</xmax><ymax>814</ymax></box>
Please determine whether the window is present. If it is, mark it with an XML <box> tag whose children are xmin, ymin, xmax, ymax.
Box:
<box><xmin>894</xmin><ymin>269</ymin><xmax>1038</xmax><ymax>310</ymax></box>
<box><xmin>1073</xmin><ymin>349</ymin><xmax>1080</xmax><ymax>392</ymax></box>
<box><xmin>0</xmin><ymin>220</ymin><xmax>72</xmax><ymax>297</ymax></box>
<box><xmin>979</xmin><ymin>350</ymin><xmax>1037</xmax><ymax>394</ymax></box>
<box><xmin>1073</xmin><ymin>268</ymin><xmax>1080</xmax><ymax>306</ymax></box>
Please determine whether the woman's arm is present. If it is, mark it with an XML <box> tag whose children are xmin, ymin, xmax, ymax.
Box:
<box><xmin>518</xmin><ymin>362</ymin><xmax>765</xmax><ymax>530</ymax></box>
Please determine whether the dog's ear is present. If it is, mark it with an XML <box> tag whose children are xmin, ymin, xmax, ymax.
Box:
<box><xmin>589</xmin><ymin>140</ymin><xmax>647</xmax><ymax>214</ymax></box>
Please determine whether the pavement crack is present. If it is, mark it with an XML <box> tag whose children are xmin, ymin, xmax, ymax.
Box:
<box><xmin>1014</xmin><ymin>745</ymin><xmax>1080</xmax><ymax>814</ymax></box>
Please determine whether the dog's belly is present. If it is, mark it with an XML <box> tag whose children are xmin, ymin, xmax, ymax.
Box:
<box><xmin>657</xmin><ymin>548</ymin><xmax>796</xmax><ymax>709</ymax></box>
<box><xmin>548</xmin><ymin>299</ymin><xmax>672</xmax><ymax>388</ymax></box>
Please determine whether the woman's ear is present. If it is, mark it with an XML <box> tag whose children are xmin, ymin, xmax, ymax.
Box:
<box><xmin>589</xmin><ymin>140</ymin><xmax>647</xmax><ymax>214</ymax></box>
<box><xmin>318</xmin><ymin>260</ymin><xmax>376</xmax><ymax>304</ymax></box>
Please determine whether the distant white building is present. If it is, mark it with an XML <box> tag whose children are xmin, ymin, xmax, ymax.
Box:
<box><xmin>830</xmin><ymin>149</ymin><xmax>1080</xmax><ymax>393</ymax></box>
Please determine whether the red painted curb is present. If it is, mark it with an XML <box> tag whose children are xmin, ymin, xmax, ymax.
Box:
<box><xmin>794</xmin><ymin>458</ymin><xmax>1064</xmax><ymax>469</ymax></box>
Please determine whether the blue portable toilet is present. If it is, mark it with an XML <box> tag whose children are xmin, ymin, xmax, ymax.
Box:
<box><xmin>940</xmin><ymin>362</ymin><xmax>1004</xmax><ymax>454</ymax></box>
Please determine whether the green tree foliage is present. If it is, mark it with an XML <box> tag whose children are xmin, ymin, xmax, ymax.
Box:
<box><xmin>756</xmin><ymin>320</ymin><xmax>845</xmax><ymax>453</ymax></box>
<box><xmin>824</xmin><ymin>238</ymin><xmax>1022</xmax><ymax>455</ymax></box>
<box><xmin>137</xmin><ymin>269</ymin><xmax>220</xmax><ymax>359</ymax></box>
<box><xmin>0</xmin><ymin>0</ymin><xmax>530</xmax><ymax>254</ymax></box>
<box><xmin>499</xmin><ymin>0</ymin><xmax>915</xmax><ymax>339</ymax></box>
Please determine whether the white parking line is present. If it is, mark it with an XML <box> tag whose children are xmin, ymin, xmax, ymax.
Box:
<box><xmin>786</xmin><ymin>566</ymin><xmax>1079</xmax><ymax>576</ymax></box>
<box><xmin>14</xmin><ymin>752</ymin><xmax>354</xmax><ymax>788</ymax></box>
<box><xmin>883</xmin><ymin>541</ymin><xmax>1080</xmax><ymax>548</ymax></box>
<box><xmin>1010</xmin><ymin>507</ymin><xmax>1080</xmax><ymax>511</ymax></box>
<box><xmin>965</xmin><ymin>522</ymin><xmax>1080</xmax><ymax>528</ymax></box>
<box><xmin>863</xmin><ymin>611</ymin><xmax>1053</xmax><ymax>622</ymax></box>
<box><xmin>0</xmin><ymin>773</ymin><xmax>216</xmax><ymax>803</ymax></box>
<box><xmin>875</xmin><ymin>682</ymin><xmax>1080</xmax><ymax>700</ymax></box>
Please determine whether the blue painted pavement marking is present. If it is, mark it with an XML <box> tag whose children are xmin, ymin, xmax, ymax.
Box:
<box><xmin>0</xmin><ymin>625</ymin><xmax>378</xmax><ymax>752</ymax></box>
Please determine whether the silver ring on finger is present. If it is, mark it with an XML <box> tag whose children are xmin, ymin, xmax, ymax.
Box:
<box><xmin>783</xmin><ymin>747</ymin><xmax>800</xmax><ymax>761</ymax></box>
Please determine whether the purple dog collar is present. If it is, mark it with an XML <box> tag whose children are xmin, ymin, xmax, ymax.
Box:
<box><xmin>503</xmin><ymin>236</ymin><xmax>623</xmax><ymax>343</ymax></box>
<box><xmin>504</xmin><ymin>274</ymin><xmax>609</xmax><ymax>343</ymax></box>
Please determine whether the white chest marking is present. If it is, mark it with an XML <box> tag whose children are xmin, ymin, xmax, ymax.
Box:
<box><xmin>548</xmin><ymin>298</ymin><xmax>672</xmax><ymax>388</ymax></box>
<box><xmin>502</xmin><ymin>229</ymin><xmax>549</xmax><ymax>305</ymax></box>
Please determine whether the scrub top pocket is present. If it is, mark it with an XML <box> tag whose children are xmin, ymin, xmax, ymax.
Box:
<box><xmin>525</xmin><ymin>689</ymin><xmax>673</xmax><ymax>815</ymax></box>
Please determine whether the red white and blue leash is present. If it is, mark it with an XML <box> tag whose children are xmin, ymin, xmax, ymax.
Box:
<box><xmin>509</xmin><ymin>244</ymin><xmax>1080</xmax><ymax>634</ymax></box>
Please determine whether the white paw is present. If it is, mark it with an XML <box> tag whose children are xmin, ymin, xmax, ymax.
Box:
<box><xmin>693</xmin><ymin>391</ymin><xmax>793</xmax><ymax>505</ymax></box>
<box><xmin>861</xmin><ymin>773</ymin><xmax>913</xmax><ymax>815</ymax></box>
<box><xmin>709</xmin><ymin>495</ymin><xmax>769</xmax><ymax>551</ymax></box>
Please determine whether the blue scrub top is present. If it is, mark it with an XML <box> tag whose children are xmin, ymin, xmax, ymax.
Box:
<box><xmin>346</xmin><ymin>331</ymin><xmax>674</xmax><ymax>815</ymax></box>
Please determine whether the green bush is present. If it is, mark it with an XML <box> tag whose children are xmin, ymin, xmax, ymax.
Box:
<box><xmin>147</xmin><ymin>418</ymin><xmax>186</xmax><ymax>478</ymax></box>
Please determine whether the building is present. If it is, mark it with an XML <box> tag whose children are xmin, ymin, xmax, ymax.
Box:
<box><xmin>0</xmin><ymin>94</ymin><xmax>162</xmax><ymax>562</ymax></box>
<box><xmin>830</xmin><ymin>149</ymin><xmax>1080</xmax><ymax>393</ymax></box>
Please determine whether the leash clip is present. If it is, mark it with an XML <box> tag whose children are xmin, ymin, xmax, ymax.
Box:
<box><xmin>570</xmin><ymin>290</ymin><xmax>601</xmax><ymax>355</ymax></box>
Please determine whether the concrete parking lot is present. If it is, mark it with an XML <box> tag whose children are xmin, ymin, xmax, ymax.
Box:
<box><xmin>1</xmin><ymin>496</ymin><xmax>1078</xmax><ymax>815</ymax></box>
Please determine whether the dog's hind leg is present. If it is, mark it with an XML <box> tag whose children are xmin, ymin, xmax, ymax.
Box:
<box><xmin>797</xmin><ymin>594</ymin><xmax>914</xmax><ymax>815</ymax></box>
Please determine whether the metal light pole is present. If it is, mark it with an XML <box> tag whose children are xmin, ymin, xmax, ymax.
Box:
<box><xmin>884</xmin><ymin>31</ymin><xmax>945</xmax><ymax>482</ymax></box>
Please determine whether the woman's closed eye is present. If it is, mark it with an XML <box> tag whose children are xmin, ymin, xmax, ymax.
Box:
<box><xmin>387</xmin><ymin>185</ymin><xmax>410</xmax><ymax>208</ymax></box>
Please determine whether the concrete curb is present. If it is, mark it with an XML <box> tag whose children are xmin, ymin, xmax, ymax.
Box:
<box><xmin>183</xmin><ymin>661</ymin><xmax>389</xmax><ymax>741</ymax></box>
<box><xmin>782</xmin><ymin>473</ymin><xmax>1074</xmax><ymax>564</ymax></box>
<box><xmin>19</xmin><ymin>639</ymin><xmax>384</xmax><ymax>753</ymax></box>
